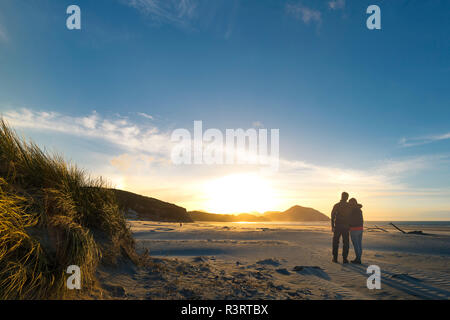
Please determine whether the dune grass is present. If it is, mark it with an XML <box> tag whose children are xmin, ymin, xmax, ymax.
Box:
<box><xmin>0</xmin><ymin>119</ymin><xmax>137</xmax><ymax>299</ymax></box>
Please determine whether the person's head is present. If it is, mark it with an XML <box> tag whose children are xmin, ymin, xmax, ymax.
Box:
<box><xmin>341</xmin><ymin>192</ymin><xmax>349</xmax><ymax>202</ymax></box>
<box><xmin>349</xmin><ymin>198</ymin><xmax>362</xmax><ymax>208</ymax></box>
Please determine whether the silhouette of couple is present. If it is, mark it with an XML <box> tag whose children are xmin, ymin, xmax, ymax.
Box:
<box><xmin>331</xmin><ymin>192</ymin><xmax>364</xmax><ymax>264</ymax></box>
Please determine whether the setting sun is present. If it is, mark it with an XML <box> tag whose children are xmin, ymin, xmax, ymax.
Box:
<box><xmin>202</xmin><ymin>173</ymin><xmax>277</xmax><ymax>214</ymax></box>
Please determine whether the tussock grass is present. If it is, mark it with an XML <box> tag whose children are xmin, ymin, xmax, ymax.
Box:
<box><xmin>0</xmin><ymin>119</ymin><xmax>137</xmax><ymax>299</ymax></box>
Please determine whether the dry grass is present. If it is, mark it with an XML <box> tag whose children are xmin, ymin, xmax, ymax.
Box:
<box><xmin>0</xmin><ymin>119</ymin><xmax>137</xmax><ymax>299</ymax></box>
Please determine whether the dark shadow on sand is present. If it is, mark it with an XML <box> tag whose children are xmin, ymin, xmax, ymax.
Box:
<box><xmin>345</xmin><ymin>263</ymin><xmax>450</xmax><ymax>300</ymax></box>
<box><xmin>293</xmin><ymin>266</ymin><xmax>331</xmax><ymax>281</ymax></box>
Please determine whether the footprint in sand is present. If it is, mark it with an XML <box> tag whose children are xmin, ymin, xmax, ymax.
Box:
<box><xmin>293</xmin><ymin>266</ymin><xmax>331</xmax><ymax>281</ymax></box>
<box><xmin>287</xmin><ymin>288</ymin><xmax>312</xmax><ymax>297</ymax></box>
<box><xmin>389</xmin><ymin>273</ymin><xmax>422</xmax><ymax>282</ymax></box>
<box><xmin>256</xmin><ymin>258</ymin><xmax>281</xmax><ymax>266</ymax></box>
<box><xmin>275</xmin><ymin>268</ymin><xmax>291</xmax><ymax>275</ymax></box>
<box><xmin>192</xmin><ymin>256</ymin><xmax>209</xmax><ymax>263</ymax></box>
<box><xmin>154</xmin><ymin>227</ymin><xmax>175</xmax><ymax>231</ymax></box>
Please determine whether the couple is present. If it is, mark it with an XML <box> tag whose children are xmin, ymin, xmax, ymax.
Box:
<box><xmin>331</xmin><ymin>192</ymin><xmax>364</xmax><ymax>264</ymax></box>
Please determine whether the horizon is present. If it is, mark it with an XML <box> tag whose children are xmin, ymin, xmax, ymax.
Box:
<box><xmin>116</xmin><ymin>186</ymin><xmax>450</xmax><ymax>222</ymax></box>
<box><xmin>167</xmin><ymin>199</ymin><xmax>450</xmax><ymax>222</ymax></box>
<box><xmin>1</xmin><ymin>0</ymin><xmax>449</xmax><ymax>221</ymax></box>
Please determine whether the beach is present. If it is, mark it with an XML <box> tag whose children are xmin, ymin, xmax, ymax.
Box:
<box><xmin>97</xmin><ymin>221</ymin><xmax>450</xmax><ymax>300</ymax></box>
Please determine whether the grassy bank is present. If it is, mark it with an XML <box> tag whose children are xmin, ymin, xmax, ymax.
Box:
<box><xmin>0</xmin><ymin>119</ymin><xmax>137</xmax><ymax>299</ymax></box>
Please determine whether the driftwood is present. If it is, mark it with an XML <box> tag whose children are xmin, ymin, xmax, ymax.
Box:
<box><xmin>366</xmin><ymin>225</ymin><xmax>389</xmax><ymax>232</ymax></box>
<box><xmin>390</xmin><ymin>222</ymin><xmax>406</xmax><ymax>233</ymax></box>
<box><xmin>374</xmin><ymin>225</ymin><xmax>388</xmax><ymax>232</ymax></box>
<box><xmin>389</xmin><ymin>223</ymin><xmax>431</xmax><ymax>236</ymax></box>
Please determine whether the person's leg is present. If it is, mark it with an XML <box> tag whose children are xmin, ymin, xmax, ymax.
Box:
<box><xmin>358</xmin><ymin>231</ymin><xmax>363</xmax><ymax>261</ymax></box>
<box><xmin>342</xmin><ymin>228</ymin><xmax>349</xmax><ymax>262</ymax></box>
<box><xmin>332</xmin><ymin>229</ymin><xmax>340</xmax><ymax>260</ymax></box>
<box><xmin>350</xmin><ymin>231</ymin><xmax>358</xmax><ymax>259</ymax></box>
<box><xmin>351</xmin><ymin>230</ymin><xmax>362</xmax><ymax>263</ymax></box>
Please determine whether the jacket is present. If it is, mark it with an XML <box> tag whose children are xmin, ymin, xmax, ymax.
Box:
<box><xmin>349</xmin><ymin>205</ymin><xmax>364</xmax><ymax>228</ymax></box>
<box><xmin>331</xmin><ymin>201</ymin><xmax>351</xmax><ymax>228</ymax></box>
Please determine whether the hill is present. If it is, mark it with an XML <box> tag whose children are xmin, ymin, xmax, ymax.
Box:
<box><xmin>189</xmin><ymin>211</ymin><xmax>269</xmax><ymax>222</ymax></box>
<box><xmin>113</xmin><ymin>189</ymin><xmax>192</xmax><ymax>222</ymax></box>
<box><xmin>265</xmin><ymin>205</ymin><xmax>330</xmax><ymax>221</ymax></box>
<box><xmin>189</xmin><ymin>206</ymin><xmax>330</xmax><ymax>222</ymax></box>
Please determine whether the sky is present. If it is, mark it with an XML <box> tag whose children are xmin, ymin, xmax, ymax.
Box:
<box><xmin>0</xmin><ymin>0</ymin><xmax>449</xmax><ymax>220</ymax></box>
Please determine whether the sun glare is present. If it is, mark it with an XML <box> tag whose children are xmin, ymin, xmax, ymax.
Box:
<box><xmin>202</xmin><ymin>173</ymin><xmax>277</xmax><ymax>214</ymax></box>
<box><xmin>113</xmin><ymin>177</ymin><xmax>125</xmax><ymax>190</ymax></box>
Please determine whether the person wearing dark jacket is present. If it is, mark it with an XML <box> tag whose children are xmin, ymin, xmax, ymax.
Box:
<box><xmin>348</xmin><ymin>198</ymin><xmax>364</xmax><ymax>264</ymax></box>
<box><xmin>331</xmin><ymin>192</ymin><xmax>351</xmax><ymax>263</ymax></box>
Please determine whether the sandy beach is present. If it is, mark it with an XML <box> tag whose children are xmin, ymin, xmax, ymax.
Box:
<box><xmin>97</xmin><ymin>221</ymin><xmax>450</xmax><ymax>300</ymax></box>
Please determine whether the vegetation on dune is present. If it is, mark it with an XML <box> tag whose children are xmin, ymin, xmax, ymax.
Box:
<box><xmin>113</xmin><ymin>189</ymin><xmax>193</xmax><ymax>222</ymax></box>
<box><xmin>0</xmin><ymin>119</ymin><xmax>137</xmax><ymax>299</ymax></box>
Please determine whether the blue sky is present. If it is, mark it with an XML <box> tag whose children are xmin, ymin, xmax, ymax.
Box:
<box><xmin>0</xmin><ymin>0</ymin><xmax>449</xmax><ymax>219</ymax></box>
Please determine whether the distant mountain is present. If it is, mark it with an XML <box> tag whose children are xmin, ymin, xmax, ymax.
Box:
<box><xmin>265</xmin><ymin>205</ymin><xmax>330</xmax><ymax>221</ymax></box>
<box><xmin>111</xmin><ymin>188</ymin><xmax>329</xmax><ymax>223</ymax></box>
<box><xmin>112</xmin><ymin>189</ymin><xmax>193</xmax><ymax>222</ymax></box>
<box><xmin>189</xmin><ymin>205</ymin><xmax>330</xmax><ymax>222</ymax></box>
<box><xmin>189</xmin><ymin>211</ymin><xmax>269</xmax><ymax>222</ymax></box>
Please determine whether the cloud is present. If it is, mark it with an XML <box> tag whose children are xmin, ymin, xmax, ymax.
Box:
<box><xmin>137</xmin><ymin>112</ymin><xmax>154</xmax><ymax>120</ymax></box>
<box><xmin>2</xmin><ymin>108</ymin><xmax>277</xmax><ymax>169</ymax></box>
<box><xmin>4</xmin><ymin>107</ymin><xmax>440</xmax><ymax>188</ymax></box>
<box><xmin>110</xmin><ymin>153</ymin><xmax>133</xmax><ymax>172</ymax></box>
<box><xmin>375</xmin><ymin>156</ymin><xmax>437</xmax><ymax>175</ymax></box>
<box><xmin>286</xmin><ymin>3</ymin><xmax>322</xmax><ymax>26</ymax></box>
<box><xmin>278</xmin><ymin>154</ymin><xmax>448</xmax><ymax>195</ymax></box>
<box><xmin>3</xmin><ymin>107</ymin><xmax>448</xmax><ymax>217</ymax></box>
<box><xmin>122</xmin><ymin>0</ymin><xmax>198</xmax><ymax>27</ymax></box>
<box><xmin>2</xmin><ymin>108</ymin><xmax>170</xmax><ymax>156</ymax></box>
<box><xmin>110</xmin><ymin>153</ymin><xmax>165</xmax><ymax>172</ymax></box>
<box><xmin>399</xmin><ymin>132</ymin><xmax>450</xmax><ymax>147</ymax></box>
<box><xmin>328</xmin><ymin>0</ymin><xmax>345</xmax><ymax>10</ymax></box>
<box><xmin>279</xmin><ymin>159</ymin><xmax>394</xmax><ymax>190</ymax></box>
<box><xmin>121</xmin><ymin>0</ymin><xmax>238</xmax><ymax>38</ymax></box>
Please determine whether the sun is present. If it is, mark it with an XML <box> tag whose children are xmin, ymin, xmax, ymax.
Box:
<box><xmin>112</xmin><ymin>176</ymin><xmax>126</xmax><ymax>190</ymax></box>
<box><xmin>202</xmin><ymin>173</ymin><xmax>277</xmax><ymax>214</ymax></box>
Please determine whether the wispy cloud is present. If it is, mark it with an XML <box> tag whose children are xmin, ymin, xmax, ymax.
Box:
<box><xmin>4</xmin><ymin>108</ymin><xmax>440</xmax><ymax>187</ymax></box>
<box><xmin>286</xmin><ymin>3</ymin><xmax>322</xmax><ymax>26</ymax></box>
<box><xmin>121</xmin><ymin>0</ymin><xmax>238</xmax><ymax>38</ymax></box>
<box><xmin>375</xmin><ymin>157</ymin><xmax>433</xmax><ymax>175</ymax></box>
<box><xmin>279</xmin><ymin>158</ymin><xmax>405</xmax><ymax>191</ymax></box>
<box><xmin>399</xmin><ymin>132</ymin><xmax>450</xmax><ymax>147</ymax></box>
<box><xmin>122</xmin><ymin>0</ymin><xmax>198</xmax><ymax>27</ymax></box>
<box><xmin>3</xmin><ymin>108</ymin><xmax>170</xmax><ymax>156</ymax></box>
<box><xmin>137</xmin><ymin>112</ymin><xmax>154</xmax><ymax>120</ymax></box>
<box><xmin>3</xmin><ymin>108</ymin><xmax>448</xmax><ymax>217</ymax></box>
<box><xmin>328</xmin><ymin>0</ymin><xmax>345</xmax><ymax>10</ymax></box>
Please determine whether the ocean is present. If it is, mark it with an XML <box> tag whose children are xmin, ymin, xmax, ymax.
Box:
<box><xmin>233</xmin><ymin>221</ymin><xmax>450</xmax><ymax>234</ymax></box>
